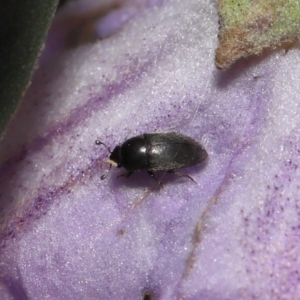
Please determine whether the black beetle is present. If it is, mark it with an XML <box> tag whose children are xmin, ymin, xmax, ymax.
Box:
<box><xmin>96</xmin><ymin>132</ymin><xmax>208</xmax><ymax>186</ymax></box>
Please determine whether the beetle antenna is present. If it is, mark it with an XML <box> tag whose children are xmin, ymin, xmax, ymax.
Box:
<box><xmin>95</xmin><ymin>140</ymin><xmax>113</xmax><ymax>179</ymax></box>
<box><xmin>100</xmin><ymin>164</ymin><xmax>112</xmax><ymax>180</ymax></box>
<box><xmin>95</xmin><ymin>140</ymin><xmax>112</xmax><ymax>153</ymax></box>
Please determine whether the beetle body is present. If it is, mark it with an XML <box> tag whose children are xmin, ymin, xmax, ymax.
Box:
<box><xmin>106</xmin><ymin>132</ymin><xmax>207</xmax><ymax>183</ymax></box>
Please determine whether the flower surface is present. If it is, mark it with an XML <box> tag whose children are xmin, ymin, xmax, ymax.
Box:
<box><xmin>0</xmin><ymin>0</ymin><xmax>300</xmax><ymax>299</ymax></box>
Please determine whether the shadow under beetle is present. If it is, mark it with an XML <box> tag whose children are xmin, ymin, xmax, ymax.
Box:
<box><xmin>96</xmin><ymin>132</ymin><xmax>208</xmax><ymax>186</ymax></box>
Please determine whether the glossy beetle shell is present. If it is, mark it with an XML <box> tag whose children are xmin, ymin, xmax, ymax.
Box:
<box><xmin>109</xmin><ymin>132</ymin><xmax>207</xmax><ymax>172</ymax></box>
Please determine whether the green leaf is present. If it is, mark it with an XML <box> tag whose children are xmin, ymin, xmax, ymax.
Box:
<box><xmin>216</xmin><ymin>0</ymin><xmax>300</xmax><ymax>69</ymax></box>
<box><xmin>0</xmin><ymin>0</ymin><xmax>58</xmax><ymax>138</ymax></box>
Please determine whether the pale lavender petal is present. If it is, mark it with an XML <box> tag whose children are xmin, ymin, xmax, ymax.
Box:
<box><xmin>96</xmin><ymin>7</ymin><xmax>138</xmax><ymax>39</ymax></box>
<box><xmin>0</xmin><ymin>0</ymin><xmax>300</xmax><ymax>299</ymax></box>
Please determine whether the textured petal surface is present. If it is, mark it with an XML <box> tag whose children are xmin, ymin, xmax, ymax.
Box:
<box><xmin>0</xmin><ymin>0</ymin><xmax>300</xmax><ymax>299</ymax></box>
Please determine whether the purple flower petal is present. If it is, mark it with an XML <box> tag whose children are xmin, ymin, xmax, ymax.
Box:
<box><xmin>1</xmin><ymin>0</ymin><xmax>300</xmax><ymax>299</ymax></box>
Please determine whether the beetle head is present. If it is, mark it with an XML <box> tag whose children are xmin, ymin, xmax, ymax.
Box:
<box><xmin>109</xmin><ymin>146</ymin><xmax>122</xmax><ymax>168</ymax></box>
<box><xmin>95</xmin><ymin>139</ymin><xmax>119</xmax><ymax>180</ymax></box>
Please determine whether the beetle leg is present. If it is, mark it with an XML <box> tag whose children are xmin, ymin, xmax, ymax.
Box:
<box><xmin>168</xmin><ymin>170</ymin><xmax>197</xmax><ymax>184</ymax></box>
<box><xmin>148</xmin><ymin>171</ymin><xmax>164</xmax><ymax>188</ymax></box>
<box><xmin>117</xmin><ymin>171</ymin><xmax>134</xmax><ymax>178</ymax></box>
